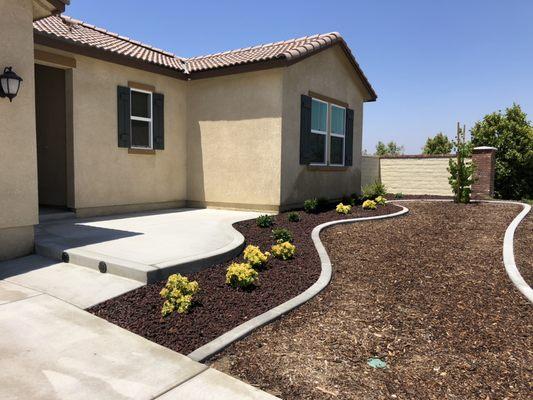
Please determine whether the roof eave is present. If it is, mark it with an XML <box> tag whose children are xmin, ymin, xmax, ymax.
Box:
<box><xmin>186</xmin><ymin>40</ymin><xmax>377</xmax><ymax>101</ymax></box>
<box><xmin>33</xmin><ymin>0</ymin><xmax>70</xmax><ymax>21</ymax></box>
<box><xmin>34</xmin><ymin>31</ymin><xmax>188</xmax><ymax>80</ymax></box>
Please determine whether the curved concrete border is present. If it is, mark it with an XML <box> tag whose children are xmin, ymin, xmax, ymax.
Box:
<box><xmin>187</xmin><ymin>205</ymin><xmax>410</xmax><ymax>362</ymax></box>
<box><xmin>494</xmin><ymin>200</ymin><xmax>532</xmax><ymax>303</ymax></box>
<box><xmin>392</xmin><ymin>199</ymin><xmax>532</xmax><ymax>303</ymax></box>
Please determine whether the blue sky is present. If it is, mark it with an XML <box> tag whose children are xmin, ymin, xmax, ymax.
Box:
<box><xmin>66</xmin><ymin>0</ymin><xmax>533</xmax><ymax>154</ymax></box>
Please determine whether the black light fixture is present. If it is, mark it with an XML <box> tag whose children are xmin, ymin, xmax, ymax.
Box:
<box><xmin>0</xmin><ymin>67</ymin><xmax>23</xmax><ymax>102</ymax></box>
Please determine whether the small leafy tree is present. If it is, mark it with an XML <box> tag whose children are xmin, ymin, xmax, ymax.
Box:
<box><xmin>470</xmin><ymin>104</ymin><xmax>533</xmax><ymax>200</ymax></box>
<box><xmin>448</xmin><ymin>124</ymin><xmax>475</xmax><ymax>203</ymax></box>
<box><xmin>423</xmin><ymin>132</ymin><xmax>454</xmax><ymax>155</ymax></box>
<box><xmin>375</xmin><ymin>141</ymin><xmax>404</xmax><ymax>156</ymax></box>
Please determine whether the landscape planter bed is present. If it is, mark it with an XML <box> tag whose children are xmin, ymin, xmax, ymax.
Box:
<box><xmin>89</xmin><ymin>203</ymin><xmax>401</xmax><ymax>355</ymax></box>
<box><xmin>209</xmin><ymin>202</ymin><xmax>532</xmax><ymax>399</ymax></box>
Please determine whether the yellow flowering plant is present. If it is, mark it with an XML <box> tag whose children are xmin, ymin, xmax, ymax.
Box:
<box><xmin>160</xmin><ymin>274</ymin><xmax>199</xmax><ymax>316</ymax></box>
<box><xmin>243</xmin><ymin>245</ymin><xmax>270</xmax><ymax>268</ymax></box>
<box><xmin>375</xmin><ymin>196</ymin><xmax>387</xmax><ymax>205</ymax></box>
<box><xmin>362</xmin><ymin>199</ymin><xmax>377</xmax><ymax>210</ymax></box>
<box><xmin>271</xmin><ymin>241</ymin><xmax>296</xmax><ymax>260</ymax></box>
<box><xmin>336</xmin><ymin>203</ymin><xmax>352</xmax><ymax>214</ymax></box>
<box><xmin>226</xmin><ymin>262</ymin><xmax>259</xmax><ymax>288</ymax></box>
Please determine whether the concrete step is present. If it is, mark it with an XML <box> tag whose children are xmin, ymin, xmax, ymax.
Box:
<box><xmin>33</xmin><ymin>208</ymin><xmax>259</xmax><ymax>284</ymax></box>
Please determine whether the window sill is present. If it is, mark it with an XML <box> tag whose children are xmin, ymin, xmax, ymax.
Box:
<box><xmin>128</xmin><ymin>148</ymin><xmax>155</xmax><ymax>155</ymax></box>
<box><xmin>307</xmin><ymin>165</ymin><xmax>349</xmax><ymax>171</ymax></box>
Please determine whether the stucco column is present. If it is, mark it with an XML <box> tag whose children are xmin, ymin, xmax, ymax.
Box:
<box><xmin>0</xmin><ymin>0</ymin><xmax>39</xmax><ymax>260</ymax></box>
<box><xmin>471</xmin><ymin>146</ymin><xmax>497</xmax><ymax>199</ymax></box>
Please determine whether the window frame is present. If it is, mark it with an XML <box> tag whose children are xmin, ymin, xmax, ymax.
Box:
<box><xmin>129</xmin><ymin>88</ymin><xmax>153</xmax><ymax>150</ymax></box>
<box><xmin>309</xmin><ymin>96</ymin><xmax>346</xmax><ymax>167</ymax></box>
<box><xmin>329</xmin><ymin>104</ymin><xmax>346</xmax><ymax>167</ymax></box>
<box><xmin>310</xmin><ymin>97</ymin><xmax>329</xmax><ymax>166</ymax></box>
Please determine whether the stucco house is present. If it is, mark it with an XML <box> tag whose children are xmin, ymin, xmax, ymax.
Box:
<box><xmin>0</xmin><ymin>0</ymin><xmax>376</xmax><ymax>261</ymax></box>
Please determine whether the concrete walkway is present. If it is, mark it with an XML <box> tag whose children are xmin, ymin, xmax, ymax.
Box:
<box><xmin>35</xmin><ymin>208</ymin><xmax>262</xmax><ymax>283</ymax></box>
<box><xmin>0</xmin><ymin>255</ymin><xmax>143</xmax><ymax>308</ymax></box>
<box><xmin>0</xmin><ymin>277</ymin><xmax>278</xmax><ymax>399</ymax></box>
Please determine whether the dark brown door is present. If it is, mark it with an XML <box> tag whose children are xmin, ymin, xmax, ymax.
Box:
<box><xmin>35</xmin><ymin>64</ymin><xmax>67</xmax><ymax>207</ymax></box>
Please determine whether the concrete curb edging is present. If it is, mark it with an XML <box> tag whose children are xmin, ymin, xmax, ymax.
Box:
<box><xmin>392</xmin><ymin>199</ymin><xmax>532</xmax><ymax>303</ymax></box>
<box><xmin>499</xmin><ymin>201</ymin><xmax>532</xmax><ymax>303</ymax></box>
<box><xmin>187</xmin><ymin>205</ymin><xmax>410</xmax><ymax>362</ymax></box>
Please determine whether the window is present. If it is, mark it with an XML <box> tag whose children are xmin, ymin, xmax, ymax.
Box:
<box><xmin>310</xmin><ymin>98</ymin><xmax>328</xmax><ymax>164</ymax></box>
<box><xmin>130</xmin><ymin>89</ymin><xmax>152</xmax><ymax>149</ymax></box>
<box><xmin>330</xmin><ymin>104</ymin><xmax>346</xmax><ymax>166</ymax></box>
<box><xmin>309</xmin><ymin>98</ymin><xmax>346</xmax><ymax>166</ymax></box>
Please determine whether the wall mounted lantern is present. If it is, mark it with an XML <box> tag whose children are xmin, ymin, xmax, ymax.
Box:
<box><xmin>0</xmin><ymin>67</ymin><xmax>23</xmax><ymax>102</ymax></box>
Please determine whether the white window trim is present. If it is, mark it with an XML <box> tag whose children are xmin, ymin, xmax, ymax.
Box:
<box><xmin>130</xmin><ymin>88</ymin><xmax>153</xmax><ymax>149</ymax></box>
<box><xmin>310</xmin><ymin>98</ymin><xmax>328</xmax><ymax>166</ymax></box>
<box><xmin>329</xmin><ymin>104</ymin><xmax>346</xmax><ymax>167</ymax></box>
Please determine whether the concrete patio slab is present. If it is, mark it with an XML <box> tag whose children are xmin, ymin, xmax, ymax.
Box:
<box><xmin>0</xmin><ymin>255</ymin><xmax>143</xmax><ymax>308</ymax></box>
<box><xmin>157</xmin><ymin>367</ymin><xmax>279</xmax><ymax>399</ymax></box>
<box><xmin>35</xmin><ymin>208</ymin><xmax>262</xmax><ymax>283</ymax></box>
<box><xmin>0</xmin><ymin>280</ymin><xmax>40</xmax><ymax>305</ymax></box>
<box><xmin>0</xmin><ymin>294</ymin><xmax>207</xmax><ymax>399</ymax></box>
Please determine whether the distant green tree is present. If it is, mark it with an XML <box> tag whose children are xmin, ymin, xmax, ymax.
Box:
<box><xmin>375</xmin><ymin>141</ymin><xmax>404</xmax><ymax>156</ymax></box>
<box><xmin>423</xmin><ymin>132</ymin><xmax>454</xmax><ymax>155</ymax></box>
<box><xmin>470</xmin><ymin>104</ymin><xmax>533</xmax><ymax>200</ymax></box>
<box><xmin>448</xmin><ymin>124</ymin><xmax>475</xmax><ymax>203</ymax></box>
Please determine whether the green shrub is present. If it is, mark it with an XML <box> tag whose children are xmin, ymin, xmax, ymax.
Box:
<box><xmin>226</xmin><ymin>263</ymin><xmax>258</xmax><ymax>288</ymax></box>
<box><xmin>160</xmin><ymin>274</ymin><xmax>199</xmax><ymax>316</ymax></box>
<box><xmin>272</xmin><ymin>227</ymin><xmax>293</xmax><ymax>243</ymax></box>
<box><xmin>288</xmin><ymin>212</ymin><xmax>300</xmax><ymax>222</ymax></box>
<box><xmin>394</xmin><ymin>192</ymin><xmax>404</xmax><ymax>199</ymax></box>
<box><xmin>375</xmin><ymin>196</ymin><xmax>386</xmax><ymax>205</ymax></box>
<box><xmin>362</xmin><ymin>181</ymin><xmax>387</xmax><ymax>199</ymax></box>
<box><xmin>362</xmin><ymin>200</ymin><xmax>377</xmax><ymax>210</ymax></box>
<box><xmin>304</xmin><ymin>198</ymin><xmax>319</xmax><ymax>213</ymax></box>
<box><xmin>256</xmin><ymin>214</ymin><xmax>274</xmax><ymax>228</ymax></box>
<box><xmin>271</xmin><ymin>241</ymin><xmax>296</xmax><ymax>260</ymax></box>
<box><xmin>336</xmin><ymin>203</ymin><xmax>352</xmax><ymax>214</ymax></box>
<box><xmin>243</xmin><ymin>245</ymin><xmax>270</xmax><ymax>268</ymax></box>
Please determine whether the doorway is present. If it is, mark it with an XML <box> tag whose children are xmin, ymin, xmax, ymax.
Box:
<box><xmin>35</xmin><ymin>64</ymin><xmax>69</xmax><ymax>210</ymax></box>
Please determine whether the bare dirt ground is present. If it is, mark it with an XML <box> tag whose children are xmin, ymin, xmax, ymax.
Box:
<box><xmin>210</xmin><ymin>202</ymin><xmax>532</xmax><ymax>399</ymax></box>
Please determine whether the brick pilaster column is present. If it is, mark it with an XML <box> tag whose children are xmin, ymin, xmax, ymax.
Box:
<box><xmin>471</xmin><ymin>146</ymin><xmax>497</xmax><ymax>199</ymax></box>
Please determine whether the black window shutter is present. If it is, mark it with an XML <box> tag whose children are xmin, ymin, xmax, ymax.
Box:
<box><xmin>345</xmin><ymin>108</ymin><xmax>354</xmax><ymax>166</ymax></box>
<box><xmin>153</xmin><ymin>93</ymin><xmax>164</xmax><ymax>150</ymax></box>
<box><xmin>300</xmin><ymin>94</ymin><xmax>312</xmax><ymax>165</ymax></box>
<box><xmin>117</xmin><ymin>86</ymin><xmax>131</xmax><ymax>148</ymax></box>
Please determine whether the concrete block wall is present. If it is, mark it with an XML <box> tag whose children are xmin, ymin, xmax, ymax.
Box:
<box><xmin>380</xmin><ymin>156</ymin><xmax>457</xmax><ymax>196</ymax></box>
<box><xmin>362</xmin><ymin>152</ymin><xmax>496</xmax><ymax>197</ymax></box>
<box><xmin>361</xmin><ymin>156</ymin><xmax>380</xmax><ymax>188</ymax></box>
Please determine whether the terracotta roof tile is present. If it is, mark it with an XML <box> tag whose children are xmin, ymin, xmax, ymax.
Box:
<box><xmin>34</xmin><ymin>15</ymin><xmax>186</xmax><ymax>71</ymax></box>
<box><xmin>33</xmin><ymin>15</ymin><xmax>376</xmax><ymax>99</ymax></box>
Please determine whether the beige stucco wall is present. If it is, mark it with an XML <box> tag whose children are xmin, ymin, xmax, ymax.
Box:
<box><xmin>280</xmin><ymin>46</ymin><xmax>367</xmax><ymax>207</ymax></box>
<box><xmin>186</xmin><ymin>69</ymin><xmax>284</xmax><ymax>210</ymax></box>
<box><xmin>0</xmin><ymin>0</ymin><xmax>39</xmax><ymax>260</ymax></box>
<box><xmin>36</xmin><ymin>45</ymin><xmax>188</xmax><ymax>216</ymax></box>
<box><xmin>380</xmin><ymin>157</ymin><xmax>456</xmax><ymax>196</ymax></box>
<box><xmin>361</xmin><ymin>156</ymin><xmax>380</xmax><ymax>188</ymax></box>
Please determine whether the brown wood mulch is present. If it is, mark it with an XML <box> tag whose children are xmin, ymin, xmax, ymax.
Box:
<box><xmin>210</xmin><ymin>202</ymin><xmax>532</xmax><ymax>400</ymax></box>
<box><xmin>89</xmin><ymin>203</ymin><xmax>400</xmax><ymax>355</ymax></box>
<box><xmin>515</xmin><ymin>211</ymin><xmax>533</xmax><ymax>288</ymax></box>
